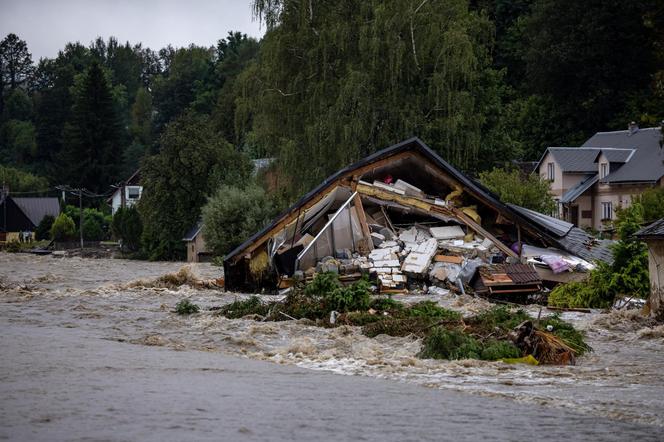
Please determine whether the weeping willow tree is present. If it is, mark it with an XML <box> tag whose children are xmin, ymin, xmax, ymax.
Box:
<box><xmin>239</xmin><ymin>0</ymin><xmax>506</xmax><ymax>197</ymax></box>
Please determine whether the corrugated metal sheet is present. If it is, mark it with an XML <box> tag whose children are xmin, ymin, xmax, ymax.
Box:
<box><xmin>507</xmin><ymin>204</ymin><xmax>574</xmax><ymax>237</ymax></box>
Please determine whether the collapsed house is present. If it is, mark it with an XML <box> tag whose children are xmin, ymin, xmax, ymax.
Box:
<box><xmin>224</xmin><ymin>138</ymin><xmax>611</xmax><ymax>294</ymax></box>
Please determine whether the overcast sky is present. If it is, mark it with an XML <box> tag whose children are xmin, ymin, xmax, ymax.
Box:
<box><xmin>0</xmin><ymin>0</ymin><xmax>265</xmax><ymax>61</ymax></box>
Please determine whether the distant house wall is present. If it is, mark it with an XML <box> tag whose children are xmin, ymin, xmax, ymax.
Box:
<box><xmin>646</xmin><ymin>239</ymin><xmax>664</xmax><ymax>293</ymax></box>
<box><xmin>186</xmin><ymin>232</ymin><xmax>208</xmax><ymax>263</ymax></box>
<box><xmin>538</xmin><ymin>152</ymin><xmax>563</xmax><ymax>195</ymax></box>
<box><xmin>575</xmin><ymin>194</ymin><xmax>594</xmax><ymax>229</ymax></box>
<box><xmin>592</xmin><ymin>183</ymin><xmax>654</xmax><ymax>230</ymax></box>
<box><xmin>110</xmin><ymin>186</ymin><xmax>143</xmax><ymax>215</ymax></box>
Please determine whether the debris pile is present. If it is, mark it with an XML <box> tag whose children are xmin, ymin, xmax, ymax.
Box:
<box><xmin>224</xmin><ymin>139</ymin><xmax>613</xmax><ymax>302</ymax></box>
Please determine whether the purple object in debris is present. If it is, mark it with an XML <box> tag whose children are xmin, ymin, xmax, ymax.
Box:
<box><xmin>541</xmin><ymin>255</ymin><xmax>570</xmax><ymax>274</ymax></box>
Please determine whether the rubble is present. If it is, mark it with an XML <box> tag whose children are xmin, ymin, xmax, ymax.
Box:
<box><xmin>224</xmin><ymin>138</ymin><xmax>612</xmax><ymax>302</ymax></box>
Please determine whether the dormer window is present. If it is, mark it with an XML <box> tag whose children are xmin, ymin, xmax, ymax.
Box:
<box><xmin>547</xmin><ymin>162</ymin><xmax>555</xmax><ymax>181</ymax></box>
<box><xmin>600</xmin><ymin>163</ymin><xmax>608</xmax><ymax>179</ymax></box>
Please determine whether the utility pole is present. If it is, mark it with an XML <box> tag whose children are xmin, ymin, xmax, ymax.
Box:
<box><xmin>79</xmin><ymin>188</ymin><xmax>83</xmax><ymax>250</ymax></box>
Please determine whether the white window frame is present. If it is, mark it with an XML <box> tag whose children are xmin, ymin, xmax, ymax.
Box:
<box><xmin>547</xmin><ymin>162</ymin><xmax>555</xmax><ymax>181</ymax></box>
<box><xmin>601</xmin><ymin>202</ymin><xmax>613</xmax><ymax>220</ymax></box>
<box><xmin>600</xmin><ymin>163</ymin><xmax>608</xmax><ymax>178</ymax></box>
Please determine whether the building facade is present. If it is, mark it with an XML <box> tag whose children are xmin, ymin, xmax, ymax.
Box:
<box><xmin>536</xmin><ymin>124</ymin><xmax>664</xmax><ymax>231</ymax></box>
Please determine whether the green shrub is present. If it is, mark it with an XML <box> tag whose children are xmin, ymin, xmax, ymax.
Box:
<box><xmin>370</xmin><ymin>296</ymin><xmax>403</xmax><ymax>312</ymax></box>
<box><xmin>363</xmin><ymin>317</ymin><xmax>433</xmax><ymax>338</ymax></box>
<box><xmin>50</xmin><ymin>213</ymin><xmax>76</xmax><ymax>241</ymax></box>
<box><xmin>419</xmin><ymin>328</ymin><xmax>522</xmax><ymax>361</ymax></box>
<box><xmin>219</xmin><ymin>296</ymin><xmax>269</xmax><ymax>319</ymax></box>
<box><xmin>343</xmin><ymin>311</ymin><xmax>384</xmax><ymax>326</ymax></box>
<box><xmin>304</xmin><ymin>272</ymin><xmax>340</xmax><ymax>298</ymax></box>
<box><xmin>35</xmin><ymin>215</ymin><xmax>55</xmax><ymax>240</ymax></box>
<box><xmin>470</xmin><ymin>306</ymin><xmax>530</xmax><ymax>332</ymax></box>
<box><xmin>324</xmin><ymin>277</ymin><xmax>372</xmax><ymax>313</ymax></box>
<box><xmin>111</xmin><ymin>206</ymin><xmax>143</xmax><ymax>251</ymax></box>
<box><xmin>5</xmin><ymin>239</ymin><xmax>21</xmax><ymax>253</ymax></box>
<box><xmin>405</xmin><ymin>301</ymin><xmax>461</xmax><ymax>321</ymax></box>
<box><xmin>175</xmin><ymin>299</ymin><xmax>200</xmax><ymax>315</ymax></box>
<box><xmin>201</xmin><ymin>183</ymin><xmax>275</xmax><ymax>257</ymax></box>
<box><xmin>480</xmin><ymin>340</ymin><xmax>522</xmax><ymax>360</ymax></box>
<box><xmin>419</xmin><ymin>328</ymin><xmax>484</xmax><ymax>360</ymax></box>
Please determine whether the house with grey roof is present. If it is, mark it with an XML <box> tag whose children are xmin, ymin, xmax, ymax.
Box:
<box><xmin>0</xmin><ymin>195</ymin><xmax>60</xmax><ymax>242</ymax></box>
<box><xmin>535</xmin><ymin>123</ymin><xmax>664</xmax><ymax>230</ymax></box>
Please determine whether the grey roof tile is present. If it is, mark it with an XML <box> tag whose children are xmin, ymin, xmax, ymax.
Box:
<box><xmin>547</xmin><ymin>147</ymin><xmax>601</xmax><ymax>173</ymax></box>
<box><xmin>560</xmin><ymin>174</ymin><xmax>598</xmax><ymax>203</ymax></box>
<box><xmin>583</xmin><ymin>127</ymin><xmax>664</xmax><ymax>183</ymax></box>
<box><xmin>635</xmin><ymin>218</ymin><xmax>664</xmax><ymax>239</ymax></box>
<box><xmin>11</xmin><ymin>197</ymin><xmax>60</xmax><ymax>227</ymax></box>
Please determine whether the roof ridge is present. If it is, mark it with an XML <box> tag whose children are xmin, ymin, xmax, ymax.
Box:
<box><xmin>594</xmin><ymin>126</ymin><xmax>662</xmax><ymax>135</ymax></box>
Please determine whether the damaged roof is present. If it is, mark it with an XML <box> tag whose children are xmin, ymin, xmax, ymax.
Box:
<box><xmin>225</xmin><ymin>138</ymin><xmax>612</xmax><ymax>271</ymax></box>
<box><xmin>635</xmin><ymin>218</ymin><xmax>664</xmax><ymax>239</ymax></box>
<box><xmin>509</xmin><ymin>203</ymin><xmax>614</xmax><ymax>264</ymax></box>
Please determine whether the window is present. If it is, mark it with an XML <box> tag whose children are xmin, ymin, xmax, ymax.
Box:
<box><xmin>547</xmin><ymin>162</ymin><xmax>555</xmax><ymax>181</ymax></box>
<box><xmin>600</xmin><ymin>163</ymin><xmax>608</xmax><ymax>178</ymax></box>
<box><xmin>127</xmin><ymin>186</ymin><xmax>140</xmax><ymax>199</ymax></box>
<box><xmin>601</xmin><ymin>202</ymin><xmax>613</xmax><ymax>220</ymax></box>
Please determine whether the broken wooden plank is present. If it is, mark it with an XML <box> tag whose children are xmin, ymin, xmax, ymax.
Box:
<box><xmin>434</xmin><ymin>255</ymin><xmax>464</xmax><ymax>264</ymax></box>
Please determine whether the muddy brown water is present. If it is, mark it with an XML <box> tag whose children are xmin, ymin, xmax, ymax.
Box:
<box><xmin>1</xmin><ymin>253</ymin><xmax>663</xmax><ymax>440</ymax></box>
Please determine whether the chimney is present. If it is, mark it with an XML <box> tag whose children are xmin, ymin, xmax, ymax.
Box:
<box><xmin>628</xmin><ymin>121</ymin><xmax>639</xmax><ymax>135</ymax></box>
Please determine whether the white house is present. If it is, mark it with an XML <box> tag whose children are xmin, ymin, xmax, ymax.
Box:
<box><xmin>109</xmin><ymin>169</ymin><xmax>142</xmax><ymax>215</ymax></box>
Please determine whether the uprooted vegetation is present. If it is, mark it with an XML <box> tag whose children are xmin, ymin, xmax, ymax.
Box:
<box><xmin>127</xmin><ymin>266</ymin><xmax>222</xmax><ymax>290</ymax></box>
<box><xmin>216</xmin><ymin>273</ymin><xmax>591</xmax><ymax>364</ymax></box>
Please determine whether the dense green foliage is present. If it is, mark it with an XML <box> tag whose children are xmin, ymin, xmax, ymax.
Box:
<box><xmin>633</xmin><ymin>187</ymin><xmax>664</xmax><ymax>223</ymax></box>
<box><xmin>111</xmin><ymin>206</ymin><xmax>143</xmax><ymax>251</ymax></box>
<box><xmin>479</xmin><ymin>167</ymin><xmax>556</xmax><ymax>213</ymax></box>
<box><xmin>63</xmin><ymin>205</ymin><xmax>111</xmax><ymax>242</ymax></box>
<box><xmin>139</xmin><ymin>112</ymin><xmax>252</xmax><ymax>260</ymax></box>
<box><xmin>201</xmin><ymin>184</ymin><xmax>275</xmax><ymax>257</ymax></box>
<box><xmin>0</xmin><ymin>165</ymin><xmax>48</xmax><ymax>192</ymax></box>
<box><xmin>50</xmin><ymin>213</ymin><xmax>76</xmax><ymax>241</ymax></box>
<box><xmin>35</xmin><ymin>214</ymin><xmax>54</xmax><ymax>240</ymax></box>
<box><xmin>548</xmin><ymin>204</ymin><xmax>650</xmax><ymax>308</ymax></box>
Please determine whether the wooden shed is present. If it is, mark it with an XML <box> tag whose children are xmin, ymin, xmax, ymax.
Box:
<box><xmin>636</xmin><ymin>219</ymin><xmax>664</xmax><ymax>318</ymax></box>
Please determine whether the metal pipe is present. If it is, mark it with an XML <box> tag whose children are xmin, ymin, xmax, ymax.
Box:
<box><xmin>294</xmin><ymin>191</ymin><xmax>357</xmax><ymax>272</ymax></box>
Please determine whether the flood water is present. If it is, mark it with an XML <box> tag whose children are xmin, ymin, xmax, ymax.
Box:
<box><xmin>1</xmin><ymin>253</ymin><xmax>663</xmax><ymax>440</ymax></box>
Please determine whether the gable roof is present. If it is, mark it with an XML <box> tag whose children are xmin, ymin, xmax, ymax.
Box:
<box><xmin>596</xmin><ymin>148</ymin><xmax>635</xmax><ymax>163</ymax></box>
<box><xmin>583</xmin><ymin>127</ymin><xmax>664</xmax><ymax>183</ymax></box>
<box><xmin>224</xmin><ymin>138</ymin><xmax>612</xmax><ymax>270</ymax></box>
<box><xmin>182</xmin><ymin>220</ymin><xmax>203</xmax><ymax>242</ymax></box>
<box><xmin>11</xmin><ymin>197</ymin><xmax>60</xmax><ymax>227</ymax></box>
<box><xmin>635</xmin><ymin>218</ymin><xmax>664</xmax><ymax>239</ymax></box>
<box><xmin>543</xmin><ymin>147</ymin><xmax>601</xmax><ymax>173</ymax></box>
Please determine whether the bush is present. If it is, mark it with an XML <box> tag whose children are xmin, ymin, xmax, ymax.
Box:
<box><xmin>478</xmin><ymin>167</ymin><xmax>556</xmax><ymax>214</ymax></box>
<box><xmin>63</xmin><ymin>205</ymin><xmax>110</xmax><ymax>241</ymax></box>
<box><xmin>175</xmin><ymin>299</ymin><xmax>200</xmax><ymax>315</ymax></box>
<box><xmin>201</xmin><ymin>183</ymin><xmax>275</xmax><ymax>257</ymax></box>
<box><xmin>405</xmin><ymin>301</ymin><xmax>461</xmax><ymax>321</ymax></box>
<box><xmin>5</xmin><ymin>239</ymin><xmax>21</xmax><ymax>253</ymax></box>
<box><xmin>50</xmin><ymin>213</ymin><xmax>76</xmax><ymax>241</ymax></box>
<box><xmin>219</xmin><ymin>296</ymin><xmax>269</xmax><ymax>319</ymax></box>
<box><xmin>35</xmin><ymin>215</ymin><xmax>55</xmax><ymax>240</ymax></box>
<box><xmin>419</xmin><ymin>328</ymin><xmax>522</xmax><ymax>361</ymax></box>
<box><xmin>303</xmin><ymin>273</ymin><xmax>372</xmax><ymax>313</ymax></box>
<box><xmin>111</xmin><ymin>206</ymin><xmax>143</xmax><ymax>251</ymax></box>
